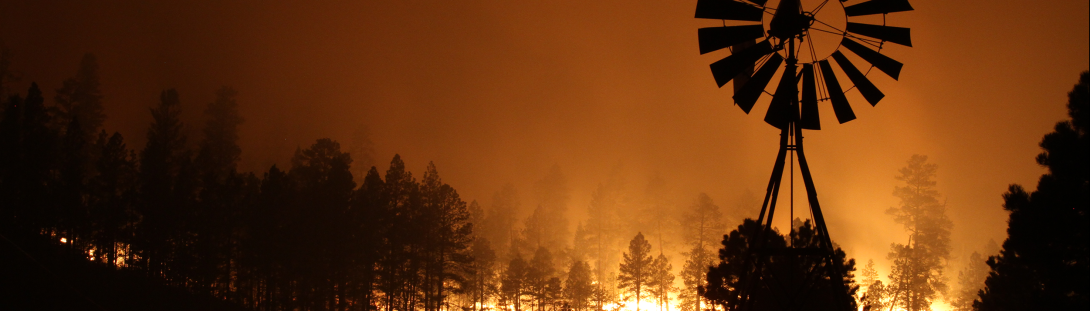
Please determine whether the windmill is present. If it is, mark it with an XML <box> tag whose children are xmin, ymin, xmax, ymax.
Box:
<box><xmin>695</xmin><ymin>0</ymin><xmax>912</xmax><ymax>310</ymax></box>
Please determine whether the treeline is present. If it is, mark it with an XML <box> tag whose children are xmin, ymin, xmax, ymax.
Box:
<box><xmin>0</xmin><ymin>52</ymin><xmax>739</xmax><ymax>311</ymax></box>
<box><xmin>0</xmin><ymin>53</ymin><xmax>477</xmax><ymax>310</ymax></box>
<box><xmin>1</xmin><ymin>51</ymin><xmax>847</xmax><ymax>311</ymax></box>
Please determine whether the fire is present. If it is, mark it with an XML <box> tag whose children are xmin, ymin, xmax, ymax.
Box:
<box><xmin>606</xmin><ymin>294</ymin><xmax>682</xmax><ymax>311</ymax></box>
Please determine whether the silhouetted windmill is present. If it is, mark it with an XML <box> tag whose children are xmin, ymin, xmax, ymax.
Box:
<box><xmin>695</xmin><ymin>0</ymin><xmax>912</xmax><ymax>310</ymax></box>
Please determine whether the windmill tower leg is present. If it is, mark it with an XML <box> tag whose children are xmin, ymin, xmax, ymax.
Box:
<box><xmin>735</xmin><ymin>125</ymin><xmax>789</xmax><ymax>311</ymax></box>
<box><xmin>793</xmin><ymin>123</ymin><xmax>853</xmax><ymax>311</ymax></box>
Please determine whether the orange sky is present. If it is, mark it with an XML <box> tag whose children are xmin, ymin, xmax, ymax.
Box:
<box><xmin>3</xmin><ymin>0</ymin><xmax>1088</xmax><ymax>280</ymax></box>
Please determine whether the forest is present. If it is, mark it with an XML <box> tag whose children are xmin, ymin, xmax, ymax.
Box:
<box><xmin>1</xmin><ymin>50</ymin><xmax>1086</xmax><ymax>311</ymax></box>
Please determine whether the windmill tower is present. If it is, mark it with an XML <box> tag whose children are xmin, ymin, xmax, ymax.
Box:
<box><xmin>694</xmin><ymin>0</ymin><xmax>914</xmax><ymax>310</ymax></box>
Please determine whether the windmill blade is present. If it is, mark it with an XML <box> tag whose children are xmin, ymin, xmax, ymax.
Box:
<box><xmin>846</xmin><ymin>22</ymin><xmax>912</xmax><ymax>47</ymax></box>
<box><xmin>840</xmin><ymin>38</ymin><xmax>903</xmax><ymax>80</ymax></box>
<box><xmin>710</xmin><ymin>40</ymin><xmax>773</xmax><ymax>87</ymax></box>
<box><xmin>733</xmin><ymin>53</ymin><xmax>784</xmax><ymax>113</ymax></box>
<box><xmin>695</xmin><ymin>0</ymin><xmax>764</xmax><ymax>21</ymax></box>
<box><xmin>831</xmin><ymin>51</ymin><xmax>885</xmax><ymax>106</ymax></box>
<box><xmin>732</xmin><ymin>40</ymin><xmax>756</xmax><ymax>97</ymax></box>
<box><xmin>698</xmin><ymin>25</ymin><xmax>766</xmax><ymax>54</ymax></box>
<box><xmin>746</xmin><ymin>0</ymin><xmax>768</xmax><ymax>7</ymax></box>
<box><xmin>844</xmin><ymin>0</ymin><xmax>914</xmax><ymax>16</ymax></box>
<box><xmin>818</xmin><ymin>60</ymin><xmax>856</xmax><ymax>124</ymax></box>
<box><xmin>800</xmin><ymin>64</ymin><xmax>820</xmax><ymax>130</ymax></box>
<box><xmin>764</xmin><ymin>63</ymin><xmax>798</xmax><ymax>129</ymax></box>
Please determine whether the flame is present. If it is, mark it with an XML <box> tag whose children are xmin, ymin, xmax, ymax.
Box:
<box><xmin>607</xmin><ymin>294</ymin><xmax>682</xmax><ymax>311</ymax></box>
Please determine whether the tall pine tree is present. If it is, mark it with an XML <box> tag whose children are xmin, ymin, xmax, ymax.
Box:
<box><xmin>618</xmin><ymin>232</ymin><xmax>654</xmax><ymax>311</ymax></box>
<box><xmin>885</xmin><ymin>155</ymin><xmax>953</xmax><ymax>311</ymax></box>
<box><xmin>137</xmin><ymin>88</ymin><xmax>191</xmax><ymax>282</ymax></box>
<box><xmin>976</xmin><ymin>71</ymin><xmax>1088</xmax><ymax>311</ymax></box>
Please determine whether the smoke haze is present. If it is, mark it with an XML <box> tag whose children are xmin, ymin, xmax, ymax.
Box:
<box><xmin>3</xmin><ymin>0</ymin><xmax>1088</xmax><ymax>286</ymax></box>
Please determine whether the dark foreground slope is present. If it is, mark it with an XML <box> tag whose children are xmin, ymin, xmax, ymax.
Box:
<box><xmin>1</xmin><ymin>231</ymin><xmax>247</xmax><ymax>311</ymax></box>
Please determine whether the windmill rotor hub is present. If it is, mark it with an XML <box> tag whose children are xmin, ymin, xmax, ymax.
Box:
<box><xmin>767</xmin><ymin>0</ymin><xmax>811</xmax><ymax>39</ymax></box>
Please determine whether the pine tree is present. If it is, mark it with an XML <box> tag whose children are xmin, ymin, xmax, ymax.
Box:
<box><xmin>468</xmin><ymin>237</ymin><xmax>498</xmax><ymax>311</ymax></box>
<box><xmin>647</xmin><ymin>253</ymin><xmax>675</xmax><ymax>311</ymax></box>
<box><xmin>193</xmin><ymin>86</ymin><xmax>246</xmax><ymax>298</ymax></box>
<box><xmin>0</xmin><ymin>84</ymin><xmax>58</xmax><ymax>230</ymax></box>
<box><xmin>976</xmin><ymin>71</ymin><xmax>1088</xmax><ymax>311</ymax></box>
<box><xmin>353</xmin><ymin>165</ymin><xmax>388</xmax><ymax>311</ymax></box>
<box><xmin>54</xmin><ymin>53</ymin><xmax>105</xmax><ymax>141</ymax></box>
<box><xmin>677</xmin><ymin>193</ymin><xmax>724</xmax><ymax>311</ymax></box>
<box><xmin>420</xmin><ymin>162</ymin><xmax>473</xmax><ymax>311</ymax></box>
<box><xmin>583</xmin><ymin>180</ymin><xmax>627</xmax><ymax>310</ymax></box>
<box><xmin>503</xmin><ymin>255</ymin><xmax>530</xmax><ymax>311</ymax></box>
<box><xmin>678</xmin><ymin>244</ymin><xmax>713</xmax><ymax>311</ymax></box>
<box><xmin>704</xmin><ymin>219</ymin><xmax>857</xmax><ymax>311</ymax></box>
<box><xmin>87</xmin><ymin>132</ymin><xmax>137</xmax><ymax>266</ymax></box>
<box><xmin>483</xmin><ymin>183</ymin><xmax>521</xmax><ymax>262</ymax></box>
<box><xmin>522</xmin><ymin>165</ymin><xmax>571</xmax><ymax>258</ymax></box>
<box><xmin>858</xmin><ymin>259</ymin><xmax>888</xmax><ymax>311</ymax></box>
<box><xmin>618</xmin><ymin>232</ymin><xmax>654</xmax><ymax>311</ymax></box>
<box><xmin>137</xmin><ymin>88</ymin><xmax>191</xmax><ymax>282</ymax></box>
<box><xmin>885</xmin><ymin>155</ymin><xmax>953</xmax><ymax>311</ymax></box>
<box><xmin>526</xmin><ymin>247</ymin><xmax>556</xmax><ymax>311</ymax></box>
<box><xmin>378</xmin><ymin>154</ymin><xmax>419</xmax><ymax>311</ymax></box>
<box><xmin>565</xmin><ymin>260</ymin><xmax>595</xmax><ymax>311</ymax></box>
<box><xmin>639</xmin><ymin>174</ymin><xmax>675</xmax><ymax>262</ymax></box>
<box><xmin>196</xmin><ymin>86</ymin><xmax>243</xmax><ymax>185</ymax></box>
<box><xmin>951</xmin><ymin>252</ymin><xmax>990</xmax><ymax>311</ymax></box>
<box><xmin>289</xmin><ymin>138</ymin><xmax>356</xmax><ymax>309</ymax></box>
<box><xmin>57</xmin><ymin>116</ymin><xmax>89</xmax><ymax>246</ymax></box>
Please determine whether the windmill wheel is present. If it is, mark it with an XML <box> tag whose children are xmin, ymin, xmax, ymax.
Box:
<box><xmin>696</xmin><ymin>0</ymin><xmax>913</xmax><ymax>129</ymax></box>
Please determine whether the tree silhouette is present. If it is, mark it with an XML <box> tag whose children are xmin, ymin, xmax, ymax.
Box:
<box><xmin>527</xmin><ymin>247</ymin><xmax>556</xmax><ymax>311</ymax></box>
<box><xmin>482</xmin><ymin>183</ymin><xmax>522</xmax><ymax>263</ymax></box>
<box><xmin>522</xmin><ymin>165</ymin><xmax>571</xmax><ymax>259</ymax></box>
<box><xmin>377</xmin><ymin>154</ymin><xmax>420</xmax><ymax>311</ymax></box>
<box><xmin>679</xmin><ymin>244</ymin><xmax>714</xmax><ymax>311</ymax></box>
<box><xmin>289</xmin><ymin>138</ymin><xmax>356</xmax><ymax>309</ymax></box>
<box><xmin>53</xmin><ymin>53</ymin><xmax>105</xmax><ymax>142</ymax></box>
<box><xmin>618</xmin><ymin>232</ymin><xmax>654</xmax><ymax>311</ymax></box>
<box><xmin>677</xmin><ymin>193</ymin><xmax>724</xmax><ymax>311</ymax></box>
<box><xmin>885</xmin><ymin>154</ymin><xmax>952</xmax><ymax>311</ymax></box>
<box><xmin>352</xmin><ymin>165</ymin><xmax>389</xmax><ymax>311</ymax></box>
<box><xmin>704</xmin><ymin>219</ymin><xmax>857</xmax><ymax>311</ymax></box>
<box><xmin>637</xmin><ymin>174</ymin><xmax>675</xmax><ymax>266</ymax></box>
<box><xmin>0</xmin><ymin>83</ymin><xmax>58</xmax><ymax>231</ymax></box>
<box><xmin>647</xmin><ymin>253</ymin><xmax>675</xmax><ymax>311</ymax></box>
<box><xmin>951</xmin><ymin>251</ymin><xmax>990</xmax><ymax>311</ymax></box>
<box><xmin>503</xmin><ymin>254</ymin><xmax>530</xmax><ymax>311</ymax></box>
<box><xmin>193</xmin><ymin>86</ymin><xmax>247</xmax><ymax>299</ymax></box>
<box><xmin>565</xmin><ymin>260</ymin><xmax>595</xmax><ymax>311</ymax></box>
<box><xmin>468</xmin><ymin>237</ymin><xmax>498</xmax><ymax>311</ymax></box>
<box><xmin>87</xmin><ymin>132</ymin><xmax>137</xmax><ymax>266</ymax></box>
<box><xmin>976</xmin><ymin>71</ymin><xmax>1089</xmax><ymax>311</ymax></box>
<box><xmin>858</xmin><ymin>259</ymin><xmax>890</xmax><ymax>311</ymax></box>
<box><xmin>420</xmin><ymin>162</ymin><xmax>473</xmax><ymax>311</ymax></box>
<box><xmin>137</xmin><ymin>88</ymin><xmax>192</xmax><ymax>282</ymax></box>
<box><xmin>580</xmin><ymin>180</ymin><xmax>628</xmax><ymax>309</ymax></box>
